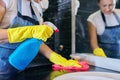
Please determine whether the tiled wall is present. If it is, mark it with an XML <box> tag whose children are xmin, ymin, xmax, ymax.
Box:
<box><xmin>44</xmin><ymin>0</ymin><xmax>71</xmax><ymax>57</ymax></box>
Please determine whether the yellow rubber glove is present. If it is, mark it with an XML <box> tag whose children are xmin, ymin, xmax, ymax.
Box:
<box><xmin>50</xmin><ymin>52</ymin><xmax>82</xmax><ymax>68</ymax></box>
<box><xmin>93</xmin><ymin>48</ymin><xmax>107</xmax><ymax>57</ymax></box>
<box><xmin>8</xmin><ymin>25</ymin><xmax>53</xmax><ymax>43</ymax></box>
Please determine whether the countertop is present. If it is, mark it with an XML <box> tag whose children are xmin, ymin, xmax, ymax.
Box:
<box><xmin>9</xmin><ymin>65</ymin><xmax>120</xmax><ymax>80</ymax></box>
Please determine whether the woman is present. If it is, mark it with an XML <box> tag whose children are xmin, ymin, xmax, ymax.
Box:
<box><xmin>0</xmin><ymin>0</ymin><xmax>82</xmax><ymax>76</ymax></box>
<box><xmin>87</xmin><ymin>0</ymin><xmax>120</xmax><ymax>58</ymax></box>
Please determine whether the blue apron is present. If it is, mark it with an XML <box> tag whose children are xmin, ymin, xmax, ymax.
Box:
<box><xmin>0</xmin><ymin>0</ymin><xmax>40</xmax><ymax>74</ymax></box>
<box><xmin>98</xmin><ymin>12</ymin><xmax>120</xmax><ymax>59</ymax></box>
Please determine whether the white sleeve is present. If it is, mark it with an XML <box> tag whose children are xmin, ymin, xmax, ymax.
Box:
<box><xmin>3</xmin><ymin>0</ymin><xmax>10</xmax><ymax>9</ymax></box>
<box><xmin>87</xmin><ymin>14</ymin><xmax>96</xmax><ymax>27</ymax></box>
<box><xmin>3</xmin><ymin>0</ymin><xmax>15</xmax><ymax>9</ymax></box>
<box><xmin>87</xmin><ymin>11</ymin><xmax>105</xmax><ymax>35</ymax></box>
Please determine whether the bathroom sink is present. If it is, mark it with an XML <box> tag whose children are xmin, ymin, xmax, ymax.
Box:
<box><xmin>54</xmin><ymin>71</ymin><xmax>120</xmax><ymax>80</ymax></box>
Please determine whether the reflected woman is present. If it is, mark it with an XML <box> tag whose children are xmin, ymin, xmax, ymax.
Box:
<box><xmin>87</xmin><ymin>0</ymin><xmax>120</xmax><ymax>58</ymax></box>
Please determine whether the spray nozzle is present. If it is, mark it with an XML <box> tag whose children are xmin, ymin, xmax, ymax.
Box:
<box><xmin>44</xmin><ymin>21</ymin><xmax>59</xmax><ymax>33</ymax></box>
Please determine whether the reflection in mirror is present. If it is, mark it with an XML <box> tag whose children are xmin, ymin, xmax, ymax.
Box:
<box><xmin>75</xmin><ymin>0</ymin><xmax>120</xmax><ymax>59</ymax></box>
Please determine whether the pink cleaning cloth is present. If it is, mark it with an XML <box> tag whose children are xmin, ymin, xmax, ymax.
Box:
<box><xmin>52</xmin><ymin>61</ymin><xmax>89</xmax><ymax>72</ymax></box>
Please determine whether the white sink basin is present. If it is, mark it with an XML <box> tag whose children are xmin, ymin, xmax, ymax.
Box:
<box><xmin>54</xmin><ymin>71</ymin><xmax>120</xmax><ymax>80</ymax></box>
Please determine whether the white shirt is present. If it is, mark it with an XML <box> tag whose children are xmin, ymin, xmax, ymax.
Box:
<box><xmin>0</xmin><ymin>0</ymin><xmax>49</xmax><ymax>28</ymax></box>
<box><xmin>87</xmin><ymin>9</ymin><xmax>120</xmax><ymax>35</ymax></box>
<box><xmin>0</xmin><ymin>0</ymin><xmax>17</xmax><ymax>28</ymax></box>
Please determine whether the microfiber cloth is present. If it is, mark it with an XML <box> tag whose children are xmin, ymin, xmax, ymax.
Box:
<box><xmin>52</xmin><ymin>61</ymin><xmax>89</xmax><ymax>72</ymax></box>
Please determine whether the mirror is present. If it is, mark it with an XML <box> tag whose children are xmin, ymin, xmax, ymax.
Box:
<box><xmin>72</xmin><ymin>0</ymin><xmax>120</xmax><ymax>59</ymax></box>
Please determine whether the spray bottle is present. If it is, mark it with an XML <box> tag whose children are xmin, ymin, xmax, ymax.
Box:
<box><xmin>9</xmin><ymin>22</ymin><xmax>59</xmax><ymax>71</ymax></box>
